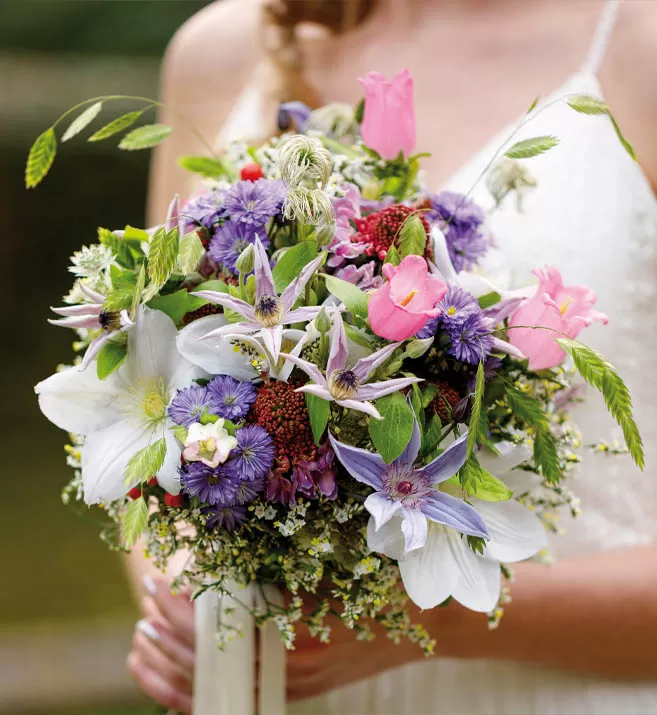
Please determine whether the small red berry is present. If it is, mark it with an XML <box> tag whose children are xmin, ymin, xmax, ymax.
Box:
<box><xmin>240</xmin><ymin>162</ymin><xmax>264</xmax><ymax>182</ymax></box>
<box><xmin>127</xmin><ymin>486</ymin><xmax>143</xmax><ymax>500</ymax></box>
<box><xmin>165</xmin><ymin>492</ymin><xmax>185</xmax><ymax>508</ymax></box>
<box><xmin>147</xmin><ymin>477</ymin><xmax>158</xmax><ymax>487</ymax></box>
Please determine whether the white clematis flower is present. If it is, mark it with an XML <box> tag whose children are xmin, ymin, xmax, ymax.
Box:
<box><xmin>369</xmin><ymin>440</ymin><xmax>547</xmax><ymax>612</ymax></box>
<box><xmin>35</xmin><ymin>307</ymin><xmax>206</xmax><ymax>504</ymax></box>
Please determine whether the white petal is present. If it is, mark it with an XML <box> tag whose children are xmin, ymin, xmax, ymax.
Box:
<box><xmin>476</xmin><ymin>499</ymin><xmax>548</xmax><ymax>563</ymax></box>
<box><xmin>397</xmin><ymin>523</ymin><xmax>459</xmax><ymax>609</ymax></box>
<box><xmin>176</xmin><ymin>315</ymin><xmax>258</xmax><ymax>381</ymax></box>
<box><xmin>82</xmin><ymin>422</ymin><xmax>152</xmax><ymax>504</ymax></box>
<box><xmin>155</xmin><ymin>428</ymin><xmax>183</xmax><ymax>495</ymax></box>
<box><xmin>400</xmin><ymin>508</ymin><xmax>428</xmax><ymax>553</ymax></box>
<box><xmin>367</xmin><ymin>515</ymin><xmax>406</xmax><ymax>561</ymax></box>
<box><xmin>35</xmin><ymin>365</ymin><xmax>122</xmax><ymax>435</ymax></box>
<box><xmin>127</xmin><ymin>307</ymin><xmax>178</xmax><ymax>381</ymax></box>
<box><xmin>429</xmin><ymin>226</ymin><xmax>458</xmax><ymax>284</ymax></box>
<box><xmin>364</xmin><ymin>493</ymin><xmax>401</xmax><ymax>531</ymax></box>
<box><xmin>446</xmin><ymin>530</ymin><xmax>501</xmax><ymax>613</ymax></box>
<box><xmin>501</xmin><ymin>469</ymin><xmax>542</xmax><ymax>496</ymax></box>
<box><xmin>457</xmin><ymin>271</ymin><xmax>500</xmax><ymax>299</ymax></box>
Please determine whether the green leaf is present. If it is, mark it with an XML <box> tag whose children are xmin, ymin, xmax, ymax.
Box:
<box><xmin>62</xmin><ymin>101</ymin><xmax>103</xmax><ymax>142</ymax></box>
<box><xmin>118</xmin><ymin>123</ymin><xmax>173</xmax><ymax>151</ymax></box>
<box><xmin>609</xmin><ymin>114</ymin><xmax>637</xmax><ymax>162</ymax></box>
<box><xmin>89</xmin><ymin>110</ymin><xmax>145</xmax><ymax>142</ymax></box>
<box><xmin>344</xmin><ymin>323</ymin><xmax>373</xmax><ymax>350</ymax></box>
<box><xmin>104</xmin><ymin>287</ymin><xmax>134</xmax><ymax>312</ymax></box>
<box><xmin>421</xmin><ymin>413</ymin><xmax>442</xmax><ymax>459</ymax></box>
<box><xmin>506</xmin><ymin>385</ymin><xmax>548</xmax><ymax>429</ymax></box>
<box><xmin>122</xmin><ymin>497</ymin><xmax>148</xmax><ymax>548</ymax></box>
<box><xmin>557</xmin><ymin>339</ymin><xmax>644</xmax><ymax>469</ymax></box>
<box><xmin>354</xmin><ymin>97</ymin><xmax>365</xmax><ymax>124</ymax></box>
<box><xmin>397</xmin><ymin>214</ymin><xmax>427</xmax><ymax>258</ymax></box>
<box><xmin>123</xmin><ymin>438</ymin><xmax>167</xmax><ymax>488</ymax></box>
<box><xmin>147</xmin><ymin>226</ymin><xmax>180</xmax><ymax>295</ymax></box>
<box><xmin>533</xmin><ymin>428</ymin><xmax>562</xmax><ymax>484</ymax></box>
<box><xmin>98</xmin><ymin>227</ymin><xmax>135</xmax><ymax>269</ymax></box>
<box><xmin>131</xmin><ymin>264</ymin><xmax>147</xmax><ymax>317</ymax></box>
<box><xmin>478</xmin><ymin>291</ymin><xmax>501</xmax><ymax>310</ymax></box>
<box><xmin>527</xmin><ymin>95</ymin><xmax>540</xmax><ymax>114</ymax></box>
<box><xmin>273</xmin><ymin>241</ymin><xmax>318</xmax><ymax>293</ymax></box>
<box><xmin>305</xmin><ymin>392</ymin><xmax>330</xmax><ymax>445</ymax></box>
<box><xmin>96</xmin><ymin>339</ymin><xmax>128</xmax><ymax>380</ymax></box>
<box><xmin>505</xmin><ymin>135</ymin><xmax>559</xmax><ymax>160</ymax></box>
<box><xmin>465</xmin><ymin>459</ymin><xmax>513</xmax><ymax>502</ymax></box>
<box><xmin>467</xmin><ymin>362</ymin><xmax>486</xmax><ymax>458</ymax></box>
<box><xmin>123</xmin><ymin>225</ymin><xmax>150</xmax><ymax>242</ymax></box>
<box><xmin>383</xmin><ymin>245</ymin><xmax>401</xmax><ymax>267</ymax></box>
<box><xmin>25</xmin><ymin>127</ymin><xmax>57</xmax><ymax>188</ymax></box>
<box><xmin>196</xmin><ymin>279</ymin><xmax>229</xmax><ymax>293</ymax></box>
<box><xmin>148</xmin><ymin>289</ymin><xmax>207</xmax><ymax>325</ymax></box>
<box><xmin>177</xmin><ymin>231</ymin><xmax>205</xmax><ymax>274</ymax></box>
<box><xmin>323</xmin><ymin>274</ymin><xmax>369</xmax><ymax>319</ymax></box>
<box><xmin>567</xmin><ymin>94</ymin><xmax>609</xmax><ymax>115</ymax></box>
<box><xmin>368</xmin><ymin>392</ymin><xmax>415</xmax><ymax>464</ymax></box>
<box><xmin>171</xmin><ymin>425</ymin><xmax>188</xmax><ymax>443</ymax></box>
<box><xmin>177</xmin><ymin>155</ymin><xmax>229</xmax><ymax>179</ymax></box>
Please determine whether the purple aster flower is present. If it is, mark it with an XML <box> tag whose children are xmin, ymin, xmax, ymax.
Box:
<box><xmin>334</xmin><ymin>261</ymin><xmax>383</xmax><ymax>291</ymax></box>
<box><xmin>208</xmin><ymin>222</ymin><xmax>264</xmax><ymax>274</ymax></box>
<box><xmin>438</xmin><ymin>286</ymin><xmax>480</xmax><ymax>330</ymax></box>
<box><xmin>232</xmin><ymin>476</ymin><xmax>265</xmax><ymax>505</ymax></box>
<box><xmin>222</xmin><ymin>179</ymin><xmax>287</xmax><ymax>228</ymax></box>
<box><xmin>226</xmin><ymin>425</ymin><xmax>275</xmax><ymax>481</ymax></box>
<box><xmin>292</xmin><ymin>444</ymin><xmax>338</xmax><ymax>500</ymax></box>
<box><xmin>207</xmin><ymin>375</ymin><xmax>257</xmax><ymax>421</ymax></box>
<box><xmin>278</xmin><ymin>101</ymin><xmax>312</xmax><ymax>132</ymax></box>
<box><xmin>168</xmin><ymin>385</ymin><xmax>214</xmax><ymax>428</ymax></box>
<box><xmin>203</xmin><ymin>504</ymin><xmax>246</xmax><ymax>532</ymax></box>
<box><xmin>182</xmin><ymin>189</ymin><xmax>226</xmax><ymax>231</ymax></box>
<box><xmin>330</xmin><ymin>418</ymin><xmax>488</xmax><ymax>555</ymax></box>
<box><xmin>427</xmin><ymin>190</ymin><xmax>488</xmax><ymax>272</ymax></box>
<box><xmin>181</xmin><ymin>462</ymin><xmax>240</xmax><ymax>506</ymax></box>
<box><xmin>447</xmin><ymin>313</ymin><xmax>494</xmax><ymax>365</ymax></box>
<box><xmin>415</xmin><ymin>315</ymin><xmax>439</xmax><ymax>339</ymax></box>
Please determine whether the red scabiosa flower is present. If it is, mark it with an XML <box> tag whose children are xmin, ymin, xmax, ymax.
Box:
<box><xmin>354</xmin><ymin>205</ymin><xmax>429</xmax><ymax>261</ymax></box>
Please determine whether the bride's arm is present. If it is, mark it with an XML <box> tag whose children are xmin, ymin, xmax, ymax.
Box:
<box><xmin>288</xmin><ymin>545</ymin><xmax>657</xmax><ymax>701</ymax></box>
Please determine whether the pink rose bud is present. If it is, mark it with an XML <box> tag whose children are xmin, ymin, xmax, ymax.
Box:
<box><xmin>508</xmin><ymin>265</ymin><xmax>608</xmax><ymax>370</ymax></box>
<box><xmin>359</xmin><ymin>70</ymin><xmax>416</xmax><ymax>160</ymax></box>
<box><xmin>368</xmin><ymin>255</ymin><xmax>447</xmax><ymax>341</ymax></box>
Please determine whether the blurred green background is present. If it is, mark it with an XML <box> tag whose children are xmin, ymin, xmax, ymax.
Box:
<box><xmin>1</xmin><ymin>2</ymin><xmax>211</xmax><ymax>712</ymax></box>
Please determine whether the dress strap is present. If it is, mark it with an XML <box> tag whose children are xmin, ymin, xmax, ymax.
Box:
<box><xmin>581</xmin><ymin>0</ymin><xmax>621</xmax><ymax>76</ymax></box>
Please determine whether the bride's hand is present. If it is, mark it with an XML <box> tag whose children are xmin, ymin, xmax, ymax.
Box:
<box><xmin>127</xmin><ymin>575</ymin><xmax>195</xmax><ymax>714</ymax></box>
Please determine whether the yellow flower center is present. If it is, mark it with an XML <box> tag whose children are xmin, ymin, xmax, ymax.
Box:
<box><xmin>399</xmin><ymin>289</ymin><xmax>418</xmax><ymax>308</ymax></box>
<box><xmin>559</xmin><ymin>296</ymin><xmax>573</xmax><ymax>316</ymax></box>
<box><xmin>198</xmin><ymin>438</ymin><xmax>217</xmax><ymax>462</ymax></box>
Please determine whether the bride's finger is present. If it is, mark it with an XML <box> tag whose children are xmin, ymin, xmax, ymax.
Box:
<box><xmin>137</xmin><ymin>618</ymin><xmax>196</xmax><ymax>677</ymax></box>
<box><xmin>147</xmin><ymin>580</ymin><xmax>196</xmax><ymax>647</ymax></box>
<box><xmin>127</xmin><ymin>651</ymin><xmax>193</xmax><ymax>714</ymax></box>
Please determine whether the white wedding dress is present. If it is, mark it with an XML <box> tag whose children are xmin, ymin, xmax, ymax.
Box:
<box><xmin>211</xmin><ymin>2</ymin><xmax>657</xmax><ymax>712</ymax></box>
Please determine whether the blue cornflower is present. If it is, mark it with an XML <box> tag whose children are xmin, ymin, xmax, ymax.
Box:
<box><xmin>222</xmin><ymin>179</ymin><xmax>286</xmax><ymax>228</ymax></box>
<box><xmin>181</xmin><ymin>462</ymin><xmax>240</xmax><ymax>506</ymax></box>
<box><xmin>207</xmin><ymin>375</ymin><xmax>257</xmax><ymax>421</ymax></box>
<box><xmin>208</xmin><ymin>222</ymin><xmax>265</xmax><ymax>274</ymax></box>
<box><xmin>168</xmin><ymin>385</ymin><xmax>213</xmax><ymax>428</ymax></box>
<box><xmin>203</xmin><ymin>504</ymin><xmax>247</xmax><ymax>532</ymax></box>
<box><xmin>226</xmin><ymin>425</ymin><xmax>275</xmax><ymax>481</ymax></box>
<box><xmin>447</xmin><ymin>313</ymin><xmax>494</xmax><ymax>365</ymax></box>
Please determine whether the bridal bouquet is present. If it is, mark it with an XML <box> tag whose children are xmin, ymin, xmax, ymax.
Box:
<box><xmin>32</xmin><ymin>70</ymin><xmax>643</xmax><ymax>652</ymax></box>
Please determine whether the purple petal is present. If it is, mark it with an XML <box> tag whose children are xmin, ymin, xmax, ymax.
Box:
<box><xmin>400</xmin><ymin>508</ymin><xmax>428</xmax><ymax>552</ymax></box>
<box><xmin>280</xmin><ymin>253</ymin><xmax>325</xmax><ymax>313</ymax></box>
<box><xmin>254</xmin><ymin>236</ymin><xmax>276</xmax><ymax>299</ymax></box>
<box><xmin>491</xmin><ymin>336</ymin><xmax>525</xmax><ymax>360</ymax></box>
<box><xmin>327</xmin><ymin>311</ymin><xmax>349</xmax><ymax>375</ymax></box>
<box><xmin>50</xmin><ymin>304</ymin><xmax>103</xmax><ymax>317</ymax></box>
<box><xmin>260</xmin><ymin>325</ymin><xmax>283</xmax><ymax>363</ymax></box>
<box><xmin>48</xmin><ymin>315</ymin><xmax>102</xmax><ymax>330</ymax></box>
<box><xmin>352</xmin><ymin>341</ymin><xmax>402</xmax><ymax>382</ymax></box>
<box><xmin>279</xmin><ymin>101</ymin><xmax>312</xmax><ymax>132</ymax></box>
<box><xmin>284</xmin><ymin>306</ymin><xmax>322</xmax><ymax>324</ymax></box>
<box><xmin>79</xmin><ymin>333</ymin><xmax>111</xmax><ymax>371</ymax></box>
<box><xmin>365</xmin><ymin>492</ymin><xmax>402</xmax><ymax>531</ymax></box>
<box><xmin>190</xmin><ymin>291</ymin><xmax>256</xmax><ymax>322</ymax></box>
<box><xmin>296</xmin><ymin>383</ymin><xmax>333</xmax><ymax>401</ymax></box>
<box><xmin>421</xmin><ymin>492</ymin><xmax>489</xmax><ymax>538</ymax></box>
<box><xmin>201</xmin><ymin>322</ymin><xmax>257</xmax><ymax>341</ymax></box>
<box><xmin>279</xmin><ymin>353</ymin><xmax>327</xmax><ymax>387</ymax></box>
<box><xmin>483</xmin><ymin>296</ymin><xmax>526</xmax><ymax>324</ymax></box>
<box><xmin>328</xmin><ymin>432</ymin><xmax>385</xmax><ymax>489</ymax></box>
<box><xmin>418</xmin><ymin>431</ymin><xmax>469</xmax><ymax>484</ymax></box>
<box><xmin>356</xmin><ymin>376</ymin><xmax>422</xmax><ymax>401</ymax></box>
<box><xmin>396</xmin><ymin>416</ymin><xmax>421</xmax><ymax>467</ymax></box>
<box><xmin>165</xmin><ymin>194</ymin><xmax>181</xmax><ymax>235</ymax></box>
<box><xmin>336</xmin><ymin>398</ymin><xmax>382</xmax><ymax>420</ymax></box>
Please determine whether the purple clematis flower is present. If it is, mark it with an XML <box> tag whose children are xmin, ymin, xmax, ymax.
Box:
<box><xmin>330</xmin><ymin>420</ymin><xmax>488</xmax><ymax>554</ymax></box>
<box><xmin>191</xmin><ymin>237</ymin><xmax>324</xmax><ymax>362</ymax></box>
<box><xmin>281</xmin><ymin>310</ymin><xmax>421</xmax><ymax>420</ymax></box>
<box><xmin>49</xmin><ymin>282</ymin><xmax>134</xmax><ymax>371</ymax></box>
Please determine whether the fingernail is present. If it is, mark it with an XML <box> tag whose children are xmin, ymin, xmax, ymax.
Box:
<box><xmin>137</xmin><ymin>619</ymin><xmax>160</xmax><ymax>641</ymax></box>
<box><xmin>143</xmin><ymin>574</ymin><xmax>157</xmax><ymax>596</ymax></box>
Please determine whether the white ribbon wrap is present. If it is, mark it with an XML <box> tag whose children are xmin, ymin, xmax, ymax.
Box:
<box><xmin>193</xmin><ymin>584</ymin><xmax>286</xmax><ymax>715</ymax></box>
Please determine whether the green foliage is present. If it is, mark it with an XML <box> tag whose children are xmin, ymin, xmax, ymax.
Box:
<box><xmin>62</xmin><ymin>101</ymin><xmax>103</xmax><ymax>142</ymax></box>
<box><xmin>421</xmin><ymin>413</ymin><xmax>442</xmax><ymax>460</ymax></box>
<box><xmin>171</xmin><ymin>425</ymin><xmax>188</xmax><ymax>443</ymax></box>
<box><xmin>89</xmin><ymin>110</ymin><xmax>145</xmax><ymax>142</ymax></box>
<box><xmin>567</xmin><ymin>95</ymin><xmax>636</xmax><ymax>161</ymax></box>
<box><xmin>532</xmin><ymin>428</ymin><xmax>562</xmax><ymax>484</ymax></box>
<box><xmin>467</xmin><ymin>362</ymin><xmax>486</xmax><ymax>458</ymax></box>
<box><xmin>273</xmin><ymin>241</ymin><xmax>318</xmax><ymax>292</ymax></box>
<box><xmin>118</xmin><ymin>123</ymin><xmax>173</xmax><ymax>151</ymax></box>
<box><xmin>98</xmin><ymin>227</ymin><xmax>135</xmax><ymax>269</ymax></box>
<box><xmin>368</xmin><ymin>392</ymin><xmax>415</xmax><ymax>464</ymax></box>
<box><xmin>478</xmin><ymin>291</ymin><xmax>501</xmax><ymax>310</ymax></box>
<box><xmin>459</xmin><ymin>456</ymin><xmax>512</xmax><ymax>502</ymax></box>
<box><xmin>527</xmin><ymin>95</ymin><xmax>540</xmax><ymax>113</ymax></box>
<box><xmin>145</xmin><ymin>226</ymin><xmax>179</xmax><ymax>300</ymax></box>
<box><xmin>123</xmin><ymin>438</ymin><xmax>167</xmax><ymax>488</ymax></box>
<box><xmin>96</xmin><ymin>338</ymin><xmax>128</xmax><ymax>380</ymax></box>
<box><xmin>557</xmin><ymin>339</ymin><xmax>644</xmax><ymax>469</ymax></box>
<box><xmin>148</xmin><ymin>289</ymin><xmax>207</xmax><ymax>325</ymax></box>
<box><xmin>305</xmin><ymin>393</ymin><xmax>330</xmax><ymax>445</ymax></box>
<box><xmin>354</xmin><ymin>97</ymin><xmax>365</xmax><ymax>124</ymax></box>
<box><xmin>383</xmin><ymin>245</ymin><xmax>401</xmax><ymax>267</ymax></box>
<box><xmin>177</xmin><ymin>231</ymin><xmax>205</xmax><ymax>274</ymax></box>
<box><xmin>178</xmin><ymin>155</ymin><xmax>229</xmax><ymax>179</ymax></box>
<box><xmin>505</xmin><ymin>135</ymin><xmax>559</xmax><ymax>160</ymax></box>
<box><xmin>397</xmin><ymin>214</ymin><xmax>427</xmax><ymax>258</ymax></box>
<box><xmin>323</xmin><ymin>274</ymin><xmax>369</xmax><ymax>319</ymax></box>
<box><xmin>131</xmin><ymin>264</ymin><xmax>147</xmax><ymax>316</ymax></box>
<box><xmin>121</xmin><ymin>497</ymin><xmax>148</xmax><ymax>548</ymax></box>
<box><xmin>25</xmin><ymin>127</ymin><xmax>57</xmax><ymax>188</ymax></box>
